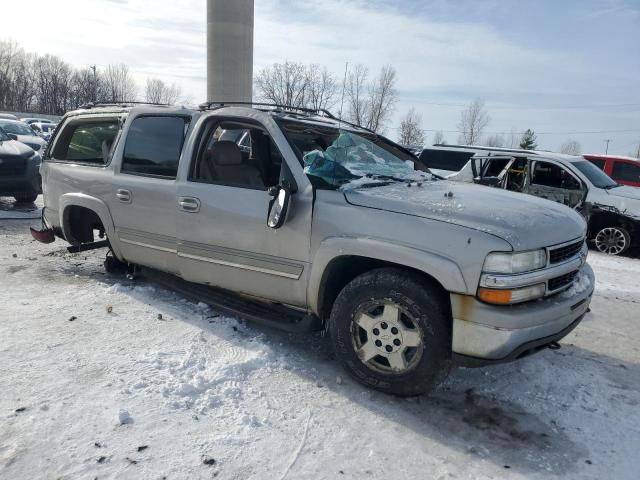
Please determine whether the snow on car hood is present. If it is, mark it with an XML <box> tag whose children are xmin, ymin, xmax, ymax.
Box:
<box><xmin>344</xmin><ymin>181</ymin><xmax>587</xmax><ymax>250</ymax></box>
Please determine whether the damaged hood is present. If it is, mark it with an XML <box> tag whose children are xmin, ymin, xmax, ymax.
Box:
<box><xmin>599</xmin><ymin>186</ymin><xmax>640</xmax><ymax>218</ymax></box>
<box><xmin>344</xmin><ymin>181</ymin><xmax>587</xmax><ymax>250</ymax></box>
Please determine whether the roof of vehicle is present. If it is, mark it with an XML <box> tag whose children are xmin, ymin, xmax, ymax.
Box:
<box><xmin>0</xmin><ymin>113</ymin><xmax>18</xmax><ymax>120</ymax></box>
<box><xmin>583</xmin><ymin>154</ymin><xmax>640</xmax><ymax>162</ymax></box>
<box><xmin>431</xmin><ymin>143</ymin><xmax>588</xmax><ymax>164</ymax></box>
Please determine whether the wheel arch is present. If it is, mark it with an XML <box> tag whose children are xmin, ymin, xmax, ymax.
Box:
<box><xmin>59</xmin><ymin>193</ymin><xmax>124</xmax><ymax>259</ymax></box>
<box><xmin>309</xmin><ymin>238</ymin><xmax>468</xmax><ymax>321</ymax></box>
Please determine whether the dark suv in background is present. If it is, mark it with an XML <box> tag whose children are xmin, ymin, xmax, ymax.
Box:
<box><xmin>0</xmin><ymin>126</ymin><xmax>42</xmax><ymax>203</ymax></box>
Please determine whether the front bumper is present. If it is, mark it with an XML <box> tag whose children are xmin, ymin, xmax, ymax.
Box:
<box><xmin>450</xmin><ymin>263</ymin><xmax>595</xmax><ymax>365</ymax></box>
<box><xmin>0</xmin><ymin>157</ymin><xmax>41</xmax><ymax>196</ymax></box>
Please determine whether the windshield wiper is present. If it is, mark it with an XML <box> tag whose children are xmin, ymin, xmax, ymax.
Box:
<box><xmin>365</xmin><ymin>174</ymin><xmax>415</xmax><ymax>183</ymax></box>
<box><xmin>604</xmin><ymin>184</ymin><xmax>622</xmax><ymax>190</ymax></box>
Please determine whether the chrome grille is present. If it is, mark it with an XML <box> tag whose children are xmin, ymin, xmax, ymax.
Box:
<box><xmin>549</xmin><ymin>240</ymin><xmax>583</xmax><ymax>264</ymax></box>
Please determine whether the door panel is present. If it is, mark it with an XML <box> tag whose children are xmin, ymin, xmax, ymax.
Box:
<box><xmin>524</xmin><ymin>160</ymin><xmax>585</xmax><ymax>208</ymax></box>
<box><xmin>109</xmin><ymin>114</ymin><xmax>190</xmax><ymax>273</ymax></box>
<box><xmin>176</xmin><ymin>117</ymin><xmax>312</xmax><ymax>307</ymax></box>
<box><xmin>176</xmin><ymin>183</ymin><xmax>312</xmax><ymax>306</ymax></box>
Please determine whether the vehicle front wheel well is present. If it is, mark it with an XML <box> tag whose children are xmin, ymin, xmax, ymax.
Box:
<box><xmin>588</xmin><ymin>211</ymin><xmax>636</xmax><ymax>238</ymax></box>
<box><xmin>318</xmin><ymin>256</ymin><xmax>451</xmax><ymax>323</ymax></box>
<box><xmin>63</xmin><ymin>205</ymin><xmax>105</xmax><ymax>244</ymax></box>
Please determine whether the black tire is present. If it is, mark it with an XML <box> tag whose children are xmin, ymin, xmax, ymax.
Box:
<box><xmin>14</xmin><ymin>193</ymin><xmax>38</xmax><ymax>204</ymax></box>
<box><xmin>104</xmin><ymin>254</ymin><xmax>128</xmax><ymax>275</ymax></box>
<box><xmin>328</xmin><ymin>268</ymin><xmax>451</xmax><ymax>396</ymax></box>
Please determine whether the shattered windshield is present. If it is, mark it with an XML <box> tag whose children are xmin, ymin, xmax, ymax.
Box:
<box><xmin>278</xmin><ymin>119</ymin><xmax>432</xmax><ymax>189</ymax></box>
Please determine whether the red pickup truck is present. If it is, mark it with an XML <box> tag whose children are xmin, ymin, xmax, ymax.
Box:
<box><xmin>584</xmin><ymin>155</ymin><xmax>640</xmax><ymax>188</ymax></box>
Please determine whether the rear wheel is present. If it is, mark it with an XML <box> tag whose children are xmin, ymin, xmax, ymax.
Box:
<box><xmin>328</xmin><ymin>268</ymin><xmax>451</xmax><ymax>396</ymax></box>
<box><xmin>594</xmin><ymin>226</ymin><xmax>631</xmax><ymax>255</ymax></box>
<box><xmin>14</xmin><ymin>193</ymin><xmax>38</xmax><ymax>204</ymax></box>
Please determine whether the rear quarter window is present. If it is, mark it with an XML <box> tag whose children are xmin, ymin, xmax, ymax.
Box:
<box><xmin>121</xmin><ymin>116</ymin><xmax>190</xmax><ymax>179</ymax></box>
<box><xmin>51</xmin><ymin>119</ymin><xmax>120</xmax><ymax>165</ymax></box>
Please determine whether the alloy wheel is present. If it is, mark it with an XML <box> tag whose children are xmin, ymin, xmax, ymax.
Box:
<box><xmin>595</xmin><ymin>227</ymin><xmax>628</xmax><ymax>255</ymax></box>
<box><xmin>351</xmin><ymin>301</ymin><xmax>424</xmax><ymax>374</ymax></box>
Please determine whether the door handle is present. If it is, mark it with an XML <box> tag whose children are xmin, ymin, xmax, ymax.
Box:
<box><xmin>178</xmin><ymin>196</ymin><xmax>201</xmax><ymax>213</ymax></box>
<box><xmin>116</xmin><ymin>189</ymin><xmax>131</xmax><ymax>203</ymax></box>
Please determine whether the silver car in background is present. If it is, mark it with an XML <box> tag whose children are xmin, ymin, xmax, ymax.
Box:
<box><xmin>0</xmin><ymin>119</ymin><xmax>48</xmax><ymax>153</ymax></box>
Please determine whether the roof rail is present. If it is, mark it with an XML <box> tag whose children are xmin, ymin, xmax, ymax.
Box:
<box><xmin>78</xmin><ymin>101</ymin><xmax>171</xmax><ymax>109</ymax></box>
<box><xmin>198</xmin><ymin>101</ymin><xmax>337</xmax><ymax>119</ymax></box>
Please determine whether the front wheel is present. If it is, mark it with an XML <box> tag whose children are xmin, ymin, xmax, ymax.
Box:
<box><xmin>594</xmin><ymin>226</ymin><xmax>631</xmax><ymax>255</ymax></box>
<box><xmin>328</xmin><ymin>268</ymin><xmax>451</xmax><ymax>396</ymax></box>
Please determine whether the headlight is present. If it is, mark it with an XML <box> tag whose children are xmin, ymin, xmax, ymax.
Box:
<box><xmin>483</xmin><ymin>249</ymin><xmax>547</xmax><ymax>274</ymax></box>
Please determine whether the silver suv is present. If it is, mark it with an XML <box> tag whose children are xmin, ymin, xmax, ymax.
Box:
<box><xmin>34</xmin><ymin>103</ymin><xmax>595</xmax><ymax>396</ymax></box>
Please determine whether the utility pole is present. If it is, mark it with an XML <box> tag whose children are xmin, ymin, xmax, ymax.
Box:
<box><xmin>604</xmin><ymin>139</ymin><xmax>612</xmax><ymax>155</ymax></box>
<box><xmin>90</xmin><ymin>65</ymin><xmax>97</xmax><ymax>102</ymax></box>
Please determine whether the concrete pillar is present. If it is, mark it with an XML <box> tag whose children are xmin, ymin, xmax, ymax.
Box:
<box><xmin>207</xmin><ymin>0</ymin><xmax>254</xmax><ymax>103</ymax></box>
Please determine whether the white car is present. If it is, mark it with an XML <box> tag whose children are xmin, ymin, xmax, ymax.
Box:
<box><xmin>0</xmin><ymin>119</ymin><xmax>48</xmax><ymax>153</ymax></box>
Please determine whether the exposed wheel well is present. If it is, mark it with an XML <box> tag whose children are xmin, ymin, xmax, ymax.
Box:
<box><xmin>588</xmin><ymin>212</ymin><xmax>637</xmax><ymax>239</ymax></box>
<box><xmin>318</xmin><ymin>256</ymin><xmax>451</xmax><ymax>322</ymax></box>
<box><xmin>64</xmin><ymin>206</ymin><xmax>105</xmax><ymax>244</ymax></box>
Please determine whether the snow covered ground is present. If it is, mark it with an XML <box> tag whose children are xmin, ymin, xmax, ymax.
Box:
<box><xmin>1</xmin><ymin>198</ymin><xmax>639</xmax><ymax>480</ymax></box>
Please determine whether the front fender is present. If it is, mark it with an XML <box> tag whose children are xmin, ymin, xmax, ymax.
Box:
<box><xmin>59</xmin><ymin>193</ymin><xmax>124</xmax><ymax>259</ymax></box>
<box><xmin>308</xmin><ymin>236</ymin><xmax>468</xmax><ymax>314</ymax></box>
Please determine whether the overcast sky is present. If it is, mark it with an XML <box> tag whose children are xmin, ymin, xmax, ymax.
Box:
<box><xmin>3</xmin><ymin>0</ymin><xmax>639</xmax><ymax>154</ymax></box>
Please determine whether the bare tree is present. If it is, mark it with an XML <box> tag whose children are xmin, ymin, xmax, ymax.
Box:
<box><xmin>145</xmin><ymin>78</ymin><xmax>183</xmax><ymax>105</ymax></box>
<box><xmin>255</xmin><ymin>61</ymin><xmax>308</xmax><ymax>108</ymax></box>
<box><xmin>367</xmin><ymin>65</ymin><xmax>397</xmax><ymax>133</ymax></box>
<box><xmin>432</xmin><ymin>131</ymin><xmax>446</xmax><ymax>145</ymax></box>
<box><xmin>560</xmin><ymin>139</ymin><xmax>582</xmax><ymax>155</ymax></box>
<box><xmin>305</xmin><ymin>66</ymin><xmax>338</xmax><ymax>111</ymax></box>
<box><xmin>346</xmin><ymin>64</ymin><xmax>398</xmax><ymax>133</ymax></box>
<box><xmin>103</xmin><ymin>64</ymin><xmax>137</xmax><ymax>102</ymax></box>
<box><xmin>398</xmin><ymin>108</ymin><xmax>426</xmax><ymax>146</ymax></box>
<box><xmin>345</xmin><ymin>64</ymin><xmax>369</xmax><ymax>126</ymax></box>
<box><xmin>485</xmin><ymin>134</ymin><xmax>505</xmax><ymax>147</ymax></box>
<box><xmin>457</xmin><ymin>98</ymin><xmax>490</xmax><ymax>145</ymax></box>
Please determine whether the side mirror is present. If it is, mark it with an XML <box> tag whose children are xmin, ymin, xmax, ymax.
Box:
<box><xmin>267</xmin><ymin>183</ymin><xmax>291</xmax><ymax>229</ymax></box>
<box><xmin>7</xmin><ymin>133</ymin><xmax>18</xmax><ymax>141</ymax></box>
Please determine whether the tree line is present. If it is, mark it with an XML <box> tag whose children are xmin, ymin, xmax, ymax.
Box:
<box><xmin>0</xmin><ymin>40</ymin><xmax>186</xmax><ymax>115</ymax></box>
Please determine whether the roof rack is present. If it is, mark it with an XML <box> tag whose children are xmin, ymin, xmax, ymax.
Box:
<box><xmin>198</xmin><ymin>101</ymin><xmax>381</xmax><ymax>136</ymax></box>
<box><xmin>198</xmin><ymin>101</ymin><xmax>336</xmax><ymax>119</ymax></box>
<box><xmin>78</xmin><ymin>101</ymin><xmax>171</xmax><ymax>109</ymax></box>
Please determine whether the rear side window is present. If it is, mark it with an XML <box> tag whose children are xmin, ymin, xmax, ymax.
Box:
<box><xmin>122</xmin><ymin>116</ymin><xmax>189</xmax><ymax>179</ymax></box>
<box><xmin>612</xmin><ymin>162</ymin><xmax>640</xmax><ymax>183</ymax></box>
<box><xmin>51</xmin><ymin>120</ymin><xmax>119</xmax><ymax>164</ymax></box>
<box><xmin>419</xmin><ymin>149</ymin><xmax>473</xmax><ymax>171</ymax></box>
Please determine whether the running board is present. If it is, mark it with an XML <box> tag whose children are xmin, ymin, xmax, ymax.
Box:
<box><xmin>67</xmin><ymin>240</ymin><xmax>110</xmax><ymax>254</ymax></box>
<box><xmin>142</xmin><ymin>268</ymin><xmax>323</xmax><ymax>333</ymax></box>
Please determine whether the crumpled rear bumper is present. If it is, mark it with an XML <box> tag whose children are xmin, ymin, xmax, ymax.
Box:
<box><xmin>450</xmin><ymin>263</ymin><xmax>595</xmax><ymax>365</ymax></box>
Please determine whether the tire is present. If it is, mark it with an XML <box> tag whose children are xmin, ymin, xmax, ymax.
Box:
<box><xmin>14</xmin><ymin>193</ymin><xmax>38</xmax><ymax>204</ymax></box>
<box><xmin>104</xmin><ymin>254</ymin><xmax>128</xmax><ymax>275</ymax></box>
<box><xmin>594</xmin><ymin>226</ymin><xmax>631</xmax><ymax>255</ymax></box>
<box><xmin>328</xmin><ymin>268</ymin><xmax>451</xmax><ymax>396</ymax></box>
